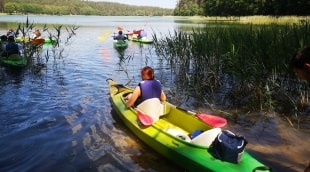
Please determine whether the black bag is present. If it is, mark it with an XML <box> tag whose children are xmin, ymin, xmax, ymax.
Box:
<box><xmin>208</xmin><ymin>130</ymin><xmax>248</xmax><ymax>164</ymax></box>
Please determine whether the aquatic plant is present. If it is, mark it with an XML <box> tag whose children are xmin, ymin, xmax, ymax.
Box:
<box><xmin>153</xmin><ymin>19</ymin><xmax>310</xmax><ymax>125</ymax></box>
<box><xmin>14</xmin><ymin>16</ymin><xmax>79</xmax><ymax>73</ymax></box>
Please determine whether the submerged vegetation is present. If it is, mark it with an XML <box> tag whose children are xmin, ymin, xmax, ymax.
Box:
<box><xmin>153</xmin><ymin>17</ymin><xmax>310</xmax><ymax>128</ymax></box>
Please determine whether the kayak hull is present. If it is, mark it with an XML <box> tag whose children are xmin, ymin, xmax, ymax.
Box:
<box><xmin>107</xmin><ymin>79</ymin><xmax>269</xmax><ymax>172</ymax></box>
<box><xmin>113</xmin><ymin>40</ymin><xmax>128</xmax><ymax>49</ymax></box>
<box><xmin>1</xmin><ymin>54</ymin><xmax>27</xmax><ymax>67</ymax></box>
<box><xmin>128</xmin><ymin>37</ymin><xmax>153</xmax><ymax>44</ymax></box>
<box><xmin>16</xmin><ymin>37</ymin><xmax>55</xmax><ymax>45</ymax></box>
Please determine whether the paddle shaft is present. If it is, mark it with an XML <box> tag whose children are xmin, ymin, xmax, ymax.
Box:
<box><xmin>176</xmin><ymin>106</ymin><xmax>197</xmax><ymax>115</ymax></box>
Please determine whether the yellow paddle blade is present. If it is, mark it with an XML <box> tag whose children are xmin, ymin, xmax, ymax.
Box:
<box><xmin>98</xmin><ymin>36</ymin><xmax>106</xmax><ymax>41</ymax></box>
<box><xmin>103</xmin><ymin>30</ymin><xmax>110</xmax><ymax>35</ymax></box>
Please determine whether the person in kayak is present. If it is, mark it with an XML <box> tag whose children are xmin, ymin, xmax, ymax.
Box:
<box><xmin>3</xmin><ymin>36</ymin><xmax>20</xmax><ymax>57</ymax></box>
<box><xmin>31</xmin><ymin>28</ymin><xmax>42</xmax><ymax>39</ymax></box>
<box><xmin>7</xmin><ymin>29</ymin><xmax>17</xmax><ymax>38</ymax></box>
<box><xmin>125</xmin><ymin>66</ymin><xmax>166</xmax><ymax>108</ymax></box>
<box><xmin>290</xmin><ymin>45</ymin><xmax>310</xmax><ymax>83</ymax></box>
<box><xmin>138</xmin><ymin>30</ymin><xmax>147</xmax><ymax>39</ymax></box>
<box><xmin>0</xmin><ymin>35</ymin><xmax>8</xmax><ymax>55</ymax></box>
<box><xmin>132</xmin><ymin>29</ymin><xmax>141</xmax><ymax>39</ymax></box>
<box><xmin>114</xmin><ymin>31</ymin><xmax>127</xmax><ymax>41</ymax></box>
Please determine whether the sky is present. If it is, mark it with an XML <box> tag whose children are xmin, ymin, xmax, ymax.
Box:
<box><xmin>90</xmin><ymin>0</ymin><xmax>178</xmax><ymax>9</ymax></box>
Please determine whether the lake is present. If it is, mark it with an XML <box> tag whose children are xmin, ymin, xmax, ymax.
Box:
<box><xmin>0</xmin><ymin>15</ymin><xmax>309</xmax><ymax>172</ymax></box>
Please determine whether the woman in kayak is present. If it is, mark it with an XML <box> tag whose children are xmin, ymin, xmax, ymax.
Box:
<box><xmin>290</xmin><ymin>45</ymin><xmax>310</xmax><ymax>83</ymax></box>
<box><xmin>125</xmin><ymin>66</ymin><xmax>166</xmax><ymax>108</ymax></box>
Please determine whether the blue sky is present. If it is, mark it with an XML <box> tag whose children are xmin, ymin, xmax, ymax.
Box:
<box><xmin>90</xmin><ymin>0</ymin><xmax>178</xmax><ymax>9</ymax></box>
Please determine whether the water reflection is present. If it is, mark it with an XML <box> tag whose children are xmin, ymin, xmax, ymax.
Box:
<box><xmin>0</xmin><ymin>65</ymin><xmax>26</xmax><ymax>82</ymax></box>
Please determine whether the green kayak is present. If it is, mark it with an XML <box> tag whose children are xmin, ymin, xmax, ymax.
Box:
<box><xmin>1</xmin><ymin>54</ymin><xmax>27</xmax><ymax>67</ymax></box>
<box><xmin>44</xmin><ymin>38</ymin><xmax>56</xmax><ymax>44</ymax></box>
<box><xmin>113</xmin><ymin>40</ymin><xmax>128</xmax><ymax>50</ymax></box>
<box><xmin>16</xmin><ymin>37</ymin><xmax>55</xmax><ymax>45</ymax></box>
<box><xmin>128</xmin><ymin>37</ymin><xmax>153</xmax><ymax>44</ymax></box>
<box><xmin>107</xmin><ymin>79</ymin><xmax>271</xmax><ymax>172</ymax></box>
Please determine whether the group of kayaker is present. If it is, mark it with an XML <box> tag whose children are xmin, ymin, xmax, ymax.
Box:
<box><xmin>114</xmin><ymin>29</ymin><xmax>148</xmax><ymax>41</ymax></box>
<box><xmin>0</xmin><ymin>28</ymin><xmax>43</xmax><ymax>58</ymax></box>
<box><xmin>1</xmin><ymin>29</ymin><xmax>19</xmax><ymax>57</ymax></box>
<box><xmin>0</xmin><ymin>34</ymin><xmax>21</xmax><ymax>58</ymax></box>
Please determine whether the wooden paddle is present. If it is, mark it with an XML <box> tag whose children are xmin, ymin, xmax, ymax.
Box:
<box><xmin>137</xmin><ymin>110</ymin><xmax>153</xmax><ymax>126</ymax></box>
<box><xmin>176</xmin><ymin>107</ymin><xmax>227</xmax><ymax>128</ymax></box>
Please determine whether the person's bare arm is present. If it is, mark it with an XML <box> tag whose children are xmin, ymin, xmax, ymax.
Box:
<box><xmin>125</xmin><ymin>86</ymin><xmax>141</xmax><ymax>108</ymax></box>
<box><xmin>160</xmin><ymin>90</ymin><xmax>166</xmax><ymax>102</ymax></box>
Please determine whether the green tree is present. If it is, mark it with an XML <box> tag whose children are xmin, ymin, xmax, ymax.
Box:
<box><xmin>4</xmin><ymin>2</ymin><xmax>17</xmax><ymax>14</ymax></box>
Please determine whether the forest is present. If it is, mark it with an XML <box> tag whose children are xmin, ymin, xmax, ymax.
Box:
<box><xmin>1</xmin><ymin>0</ymin><xmax>310</xmax><ymax>17</ymax></box>
<box><xmin>0</xmin><ymin>0</ymin><xmax>173</xmax><ymax>16</ymax></box>
<box><xmin>174</xmin><ymin>0</ymin><xmax>310</xmax><ymax>16</ymax></box>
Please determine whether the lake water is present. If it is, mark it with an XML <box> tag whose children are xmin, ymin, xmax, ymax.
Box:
<box><xmin>0</xmin><ymin>15</ymin><xmax>309</xmax><ymax>172</ymax></box>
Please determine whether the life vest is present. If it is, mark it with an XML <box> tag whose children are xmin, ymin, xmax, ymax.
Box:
<box><xmin>138</xmin><ymin>80</ymin><xmax>162</xmax><ymax>103</ymax></box>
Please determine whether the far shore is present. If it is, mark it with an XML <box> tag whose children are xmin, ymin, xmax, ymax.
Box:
<box><xmin>1</xmin><ymin>13</ymin><xmax>309</xmax><ymax>24</ymax></box>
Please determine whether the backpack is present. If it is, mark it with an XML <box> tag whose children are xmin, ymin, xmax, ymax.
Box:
<box><xmin>208</xmin><ymin>130</ymin><xmax>248</xmax><ymax>164</ymax></box>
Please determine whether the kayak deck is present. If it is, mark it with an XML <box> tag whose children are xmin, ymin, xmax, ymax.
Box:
<box><xmin>113</xmin><ymin>40</ymin><xmax>128</xmax><ymax>49</ymax></box>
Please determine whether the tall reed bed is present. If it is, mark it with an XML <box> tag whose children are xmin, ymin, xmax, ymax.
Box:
<box><xmin>153</xmin><ymin>19</ymin><xmax>310</xmax><ymax>122</ymax></box>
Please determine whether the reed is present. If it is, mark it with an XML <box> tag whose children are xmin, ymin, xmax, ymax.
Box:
<box><xmin>12</xmin><ymin>17</ymin><xmax>79</xmax><ymax>73</ymax></box>
<box><xmin>153</xmin><ymin>19</ymin><xmax>310</xmax><ymax>120</ymax></box>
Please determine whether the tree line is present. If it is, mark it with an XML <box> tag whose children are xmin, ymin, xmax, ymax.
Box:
<box><xmin>0</xmin><ymin>0</ymin><xmax>173</xmax><ymax>16</ymax></box>
<box><xmin>2</xmin><ymin>0</ymin><xmax>309</xmax><ymax>17</ymax></box>
<box><xmin>174</xmin><ymin>0</ymin><xmax>310</xmax><ymax>16</ymax></box>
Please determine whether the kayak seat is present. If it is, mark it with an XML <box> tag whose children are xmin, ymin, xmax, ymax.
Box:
<box><xmin>191</xmin><ymin>128</ymin><xmax>222</xmax><ymax>147</ymax></box>
<box><xmin>136</xmin><ymin>98</ymin><xmax>166</xmax><ymax>123</ymax></box>
<box><xmin>158</xmin><ymin>102</ymin><xmax>170</xmax><ymax>117</ymax></box>
<box><xmin>166</xmin><ymin>128</ymin><xmax>191</xmax><ymax>142</ymax></box>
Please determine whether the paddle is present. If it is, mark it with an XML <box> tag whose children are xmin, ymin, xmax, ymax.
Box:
<box><xmin>98</xmin><ymin>30</ymin><xmax>111</xmax><ymax>41</ymax></box>
<box><xmin>137</xmin><ymin>110</ymin><xmax>153</xmax><ymax>126</ymax></box>
<box><xmin>176</xmin><ymin>106</ymin><xmax>227</xmax><ymax>128</ymax></box>
<box><xmin>31</xmin><ymin>38</ymin><xmax>45</xmax><ymax>45</ymax></box>
<box><xmin>98</xmin><ymin>36</ymin><xmax>106</xmax><ymax>41</ymax></box>
<box><xmin>110</xmin><ymin>82</ymin><xmax>154</xmax><ymax>126</ymax></box>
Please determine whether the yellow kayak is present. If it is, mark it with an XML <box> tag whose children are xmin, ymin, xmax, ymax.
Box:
<box><xmin>107</xmin><ymin>79</ymin><xmax>271</xmax><ymax>172</ymax></box>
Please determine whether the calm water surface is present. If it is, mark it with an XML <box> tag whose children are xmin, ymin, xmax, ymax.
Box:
<box><xmin>0</xmin><ymin>16</ymin><xmax>309</xmax><ymax>172</ymax></box>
